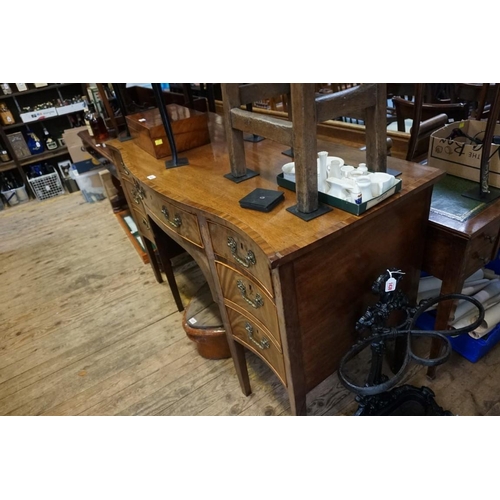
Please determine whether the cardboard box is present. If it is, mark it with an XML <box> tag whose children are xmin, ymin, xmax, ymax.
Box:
<box><xmin>62</xmin><ymin>126</ymin><xmax>92</xmax><ymax>164</ymax></box>
<box><xmin>56</xmin><ymin>102</ymin><xmax>86</xmax><ymax>116</ymax></box>
<box><xmin>126</xmin><ymin>103</ymin><xmax>210</xmax><ymax>159</ymax></box>
<box><xmin>428</xmin><ymin>120</ymin><xmax>500</xmax><ymax>188</ymax></box>
<box><xmin>20</xmin><ymin>107</ymin><xmax>58</xmax><ymax>123</ymax></box>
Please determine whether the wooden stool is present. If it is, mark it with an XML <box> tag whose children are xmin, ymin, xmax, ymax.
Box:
<box><xmin>182</xmin><ymin>283</ymin><xmax>230</xmax><ymax>360</ymax></box>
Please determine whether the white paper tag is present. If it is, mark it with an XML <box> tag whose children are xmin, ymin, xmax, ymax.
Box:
<box><xmin>138</xmin><ymin>118</ymin><xmax>146</xmax><ymax>122</ymax></box>
<box><xmin>188</xmin><ymin>317</ymin><xmax>197</xmax><ymax>325</ymax></box>
<box><xmin>385</xmin><ymin>277</ymin><xmax>397</xmax><ymax>292</ymax></box>
<box><xmin>147</xmin><ymin>175</ymin><xmax>156</xmax><ymax>180</ymax></box>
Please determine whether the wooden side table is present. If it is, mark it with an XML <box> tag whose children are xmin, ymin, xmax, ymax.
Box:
<box><xmin>423</xmin><ymin>196</ymin><xmax>500</xmax><ymax>377</ymax></box>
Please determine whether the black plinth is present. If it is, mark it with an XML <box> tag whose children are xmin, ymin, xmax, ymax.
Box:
<box><xmin>355</xmin><ymin>385</ymin><xmax>453</xmax><ymax>416</ymax></box>
<box><xmin>462</xmin><ymin>186</ymin><xmax>500</xmax><ymax>203</ymax></box>
<box><xmin>224</xmin><ymin>168</ymin><xmax>260</xmax><ymax>183</ymax></box>
<box><xmin>244</xmin><ymin>133</ymin><xmax>265</xmax><ymax>143</ymax></box>
<box><xmin>286</xmin><ymin>203</ymin><xmax>332</xmax><ymax>221</ymax></box>
<box><xmin>166</xmin><ymin>157</ymin><xmax>190</xmax><ymax>169</ymax></box>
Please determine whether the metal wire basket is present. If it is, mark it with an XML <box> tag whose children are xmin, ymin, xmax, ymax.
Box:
<box><xmin>28</xmin><ymin>171</ymin><xmax>65</xmax><ymax>201</ymax></box>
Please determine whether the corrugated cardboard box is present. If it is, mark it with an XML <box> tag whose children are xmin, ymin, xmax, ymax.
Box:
<box><xmin>62</xmin><ymin>126</ymin><xmax>92</xmax><ymax>164</ymax></box>
<box><xmin>428</xmin><ymin>120</ymin><xmax>500</xmax><ymax>188</ymax></box>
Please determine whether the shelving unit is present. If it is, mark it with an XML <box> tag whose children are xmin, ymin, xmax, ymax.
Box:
<box><xmin>0</xmin><ymin>83</ymin><xmax>87</xmax><ymax>204</ymax></box>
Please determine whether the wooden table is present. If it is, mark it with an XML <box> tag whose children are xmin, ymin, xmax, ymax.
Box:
<box><xmin>99</xmin><ymin>113</ymin><xmax>443</xmax><ymax>415</ymax></box>
<box><xmin>423</xmin><ymin>199</ymin><xmax>500</xmax><ymax>376</ymax></box>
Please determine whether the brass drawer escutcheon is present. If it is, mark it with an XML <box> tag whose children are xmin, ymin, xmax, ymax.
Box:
<box><xmin>161</xmin><ymin>205</ymin><xmax>182</xmax><ymax>228</ymax></box>
<box><xmin>237</xmin><ymin>279</ymin><xmax>264</xmax><ymax>309</ymax></box>
<box><xmin>121</xmin><ymin>162</ymin><xmax>130</xmax><ymax>176</ymax></box>
<box><xmin>245</xmin><ymin>322</ymin><xmax>269</xmax><ymax>350</ymax></box>
<box><xmin>227</xmin><ymin>236</ymin><xmax>256</xmax><ymax>268</ymax></box>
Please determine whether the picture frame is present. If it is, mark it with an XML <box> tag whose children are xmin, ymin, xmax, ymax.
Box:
<box><xmin>57</xmin><ymin>160</ymin><xmax>72</xmax><ymax>180</ymax></box>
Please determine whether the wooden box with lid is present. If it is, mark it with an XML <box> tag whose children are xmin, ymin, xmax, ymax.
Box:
<box><xmin>125</xmin><ymin>103</ymin><xmax>210</xmax><ymax>159</ymax></box>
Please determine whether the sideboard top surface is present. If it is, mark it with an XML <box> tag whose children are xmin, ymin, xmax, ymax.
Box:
<box><xmin>99</xmin><ymin>113</ymin><xmax>443</xmax><ymax>265</ymax></box>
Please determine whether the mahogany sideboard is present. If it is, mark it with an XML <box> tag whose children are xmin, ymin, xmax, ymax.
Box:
<box><xmin>93</xmin><ymin>113</ymin><xmax>443</xmax><ymax>415</ymax></box>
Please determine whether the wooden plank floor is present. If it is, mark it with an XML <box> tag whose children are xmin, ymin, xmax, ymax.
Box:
<box><xmin>1</xmin><ymin>193</ymin><xmax>500</xmax><ymax>416</ymax></box>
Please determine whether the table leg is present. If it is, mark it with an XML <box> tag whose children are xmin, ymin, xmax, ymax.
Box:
<box><xmin>143</xmin><ymin>237</ymin><xmax>164</xmax><ymax>284</ymax></box>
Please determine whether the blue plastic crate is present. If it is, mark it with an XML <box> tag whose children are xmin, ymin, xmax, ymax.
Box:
<box><xmin>416</xmin><ymin>311</ymin><xmax>500</xmax><ymax>363</ymax></box>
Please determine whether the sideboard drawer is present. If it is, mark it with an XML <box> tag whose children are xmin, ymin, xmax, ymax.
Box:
<box><xmin>208</xmin><ymin>221</ymin><xmax>273</xmax><ymax>297</ymax></box>
<box><xmin>226</xmin><ymin>307</ymin><xmax>286</xmax><ymax>386</ymax></box>
<box><xmin>146</xmin><ymin>192</ymin><xmax>203</xmax><ymax>248</ymax></box>
<box><xmin>216</xmin><ymin>262</ymin><xmax>281</xmax><ymax>348</ymax></box>
<box><xmin>464</xmin><ymin>219</ymin><xmax>500</xmax><ymax>276</ymax></box>
<box><xmin>131</xmin><ymin>207</ymin><xmax>154</xmax><ymax>242</ymax></box>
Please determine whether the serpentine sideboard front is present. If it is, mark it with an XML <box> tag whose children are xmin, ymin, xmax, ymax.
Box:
<box><xmin>97</xmin><ymin>114</ymin><xmax>443</xmax><ymax>415</ymax></box>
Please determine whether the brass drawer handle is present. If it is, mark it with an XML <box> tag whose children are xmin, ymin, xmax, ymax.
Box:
<box><xmin>133</xmin><ymin>180</ymin><xmax>145</xmax><ymax>200</ymax></box>
<box><xmin>132</xmin><ymin>188</ymin><xmax>142</xmax><ymax>205</ymax></box>
<box><xmin>161</xmin><ymin>205</ymin><xmax>182</xmax><ymax>228</ymax></box>
<box><xmin>245</xmin><ymin>322</ymin><xmax>269</xmax><ymax>350</ymax></box>
<box><xmin>482</xmin><ymin>233</ymin><xmax>496</xmax><ymax>244</ymax></box>
<box><xmin>121</xmin><ymin>162</ymin><xmax>130</xmax><ymax>176</ymax></box>
<box><xmin>142</xmin><ymin>218</ymin><xmax>150</xmax><ymax>230</ymax></box>
<box><xmin>227</xmin><ymin>237</ymin><xmax>256</xmax><ymax>268</ymax></box>
<box><xmin>236</xmin><ymin>279</ymin><xmax>264</xmax><ymax>309</ymax></box>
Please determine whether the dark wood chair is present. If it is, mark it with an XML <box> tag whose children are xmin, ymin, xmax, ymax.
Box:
<box><xmin>395</xmin><ymin>84</ymin><xmax>451</xmax><ymax>163</ymax></box>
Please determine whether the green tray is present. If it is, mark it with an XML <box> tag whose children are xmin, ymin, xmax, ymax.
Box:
<box><xmin>276</xmin><ymin>173</ymin><xmax>402</xmax><ymax>216</ymax></box>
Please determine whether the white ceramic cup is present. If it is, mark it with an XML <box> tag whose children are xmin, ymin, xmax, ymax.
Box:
<box><xmin>340</xmin><ymin>165</ymin><xmax>354</xmax><ymax>178</ymax></box>
<box><xmin>356</xmin><ymin>178</ymin><xmax>373</xmax><ymax>202</ymax></box>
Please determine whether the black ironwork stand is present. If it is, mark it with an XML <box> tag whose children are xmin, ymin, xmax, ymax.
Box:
<box><xmin>338</xmin><ymin>269</ymin><xmax>485</xmax><ymax>416</ymax></box>
<box><xmin>151</xmin><ymin>83</ymin><xmax>189</xmax><ymax>169</ymax></box>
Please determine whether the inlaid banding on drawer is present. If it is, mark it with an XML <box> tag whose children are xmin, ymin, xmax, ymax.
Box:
<box><xmin>145</xmin><ymin>190</ymin><xmax>203</xmax><ymax>248</ymax></box>
<box><xmin>216</xmin><ymin>262</ymin><xmax>281</xmax><ymax>347</ymax></box>
<box><xmin>208</xmin><ymin>221</ymin><xmax>273</xmax><ymax>296</ymax></box>
<box><xmin>226</xmin><ymin>306</ymin><xmax>286</xmax><ymax>386</ymax></box>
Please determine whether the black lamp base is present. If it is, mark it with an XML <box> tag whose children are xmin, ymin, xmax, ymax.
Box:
<box><xmin>286</xmin><ymin>203</ymin><xmax>332</xmax><ymax>221</ymax></box>
<box><xmin>244</xmin><ymin>134</ymin><xmax>265</xmax><ymax>143</ymax></box>
<box><xmin>224</xmin><ymin>168</ymin><xmax>259</xmax><ymax>183</ymax></box>
<box><xmin>166</xmin><ymin>157</ymin><xmax>189</xmax><ymax>169</ymax></box>
<box><xmin>462</xmin><ymin>186</ymin><xmax>500</xmax><ymax>203</ymax></box>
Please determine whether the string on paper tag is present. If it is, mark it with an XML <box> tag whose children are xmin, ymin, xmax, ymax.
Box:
<box><xmin>385</xmin><ymin>269</ymin><xmax>405</xmax><ymax>292</ymax></box>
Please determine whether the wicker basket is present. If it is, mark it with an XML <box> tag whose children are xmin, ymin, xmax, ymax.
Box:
<box><xmin>28</xmin><ymin>171</ymin><xmax>65</xmax><ymax>201</ymax></box>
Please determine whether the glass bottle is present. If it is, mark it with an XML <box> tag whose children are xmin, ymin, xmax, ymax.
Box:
<box><xmin>88</xmin><ymin>103</ymin><xmax>109</xmax><ymax>142</ymax></box>
<box><xmin>0</xmin><ymin>149</ymin><xmax>10</xmax><ymax>162</ymax></box>
<box><xmin>42</xmin><ymin>125</ymin><xmax>58</xmax><ymax>150</ymax></box>
<box><xmin>83</xmin><ymin>100</ymin><xmax>94</xmax><ymax>136</ymax></box>
<box><xmin>0</xmin><ymin>103</ymin><xmax>15</xmax><ymax>125</ymax></box>
<box><xmin>26</xmin><ymin>128</ymin><xmax>44</xmax><ymax>155</ymax></box>
<box><xmin>1</xmin><ymin>83</ymin><xmax>12</xmax><ymax>95</ymax></box>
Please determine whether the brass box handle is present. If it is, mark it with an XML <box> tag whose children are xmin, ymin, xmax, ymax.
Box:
<box><xmin>237</xmin><ymin>279</ymin><xmax>264</xmax><ymax>309</ymax></box>
<box><xmin>161</xmin><ymin>206</ymin><xmax>182</xmax><ymax>228</ymax></box>
<box><xmin>245</xmin><ymin>322</ymin><xmax>269</xmax><ymax>350</ymax></box>
<box><xmin>227</xmin><ymin>237</ymin><xmax>256</xmax><ymax>268</ymax></box>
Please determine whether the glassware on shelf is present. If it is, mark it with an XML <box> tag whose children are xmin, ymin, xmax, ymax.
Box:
<box><xmin>1</xmin><ymin>83</ymin><xmax>12</xmax><ymax>95</ymax></box>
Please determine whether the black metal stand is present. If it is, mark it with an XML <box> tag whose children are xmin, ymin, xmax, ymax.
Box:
<box><xmin>286</xmin><ymin>203</ymin><xmax>332</xmax><ymax>221</ymax></box>
<box><xmin>112</xmin><ymin>83</ymin><xmax>132</xmax><ymax>142</ymax></box>
<box><xmin>151</xmin><ymin>83</ymin><xmax>189</xmax><ymax>169</ymax></box>
<box><xmin>223</xmin><ymin>169</ymin><xmax>259</xmax><ymax>183</ymax></box>
<box><xmin>338</xmin><ymin>269</ymin><xmax>485</xmax><ymax>415</ymax></box>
